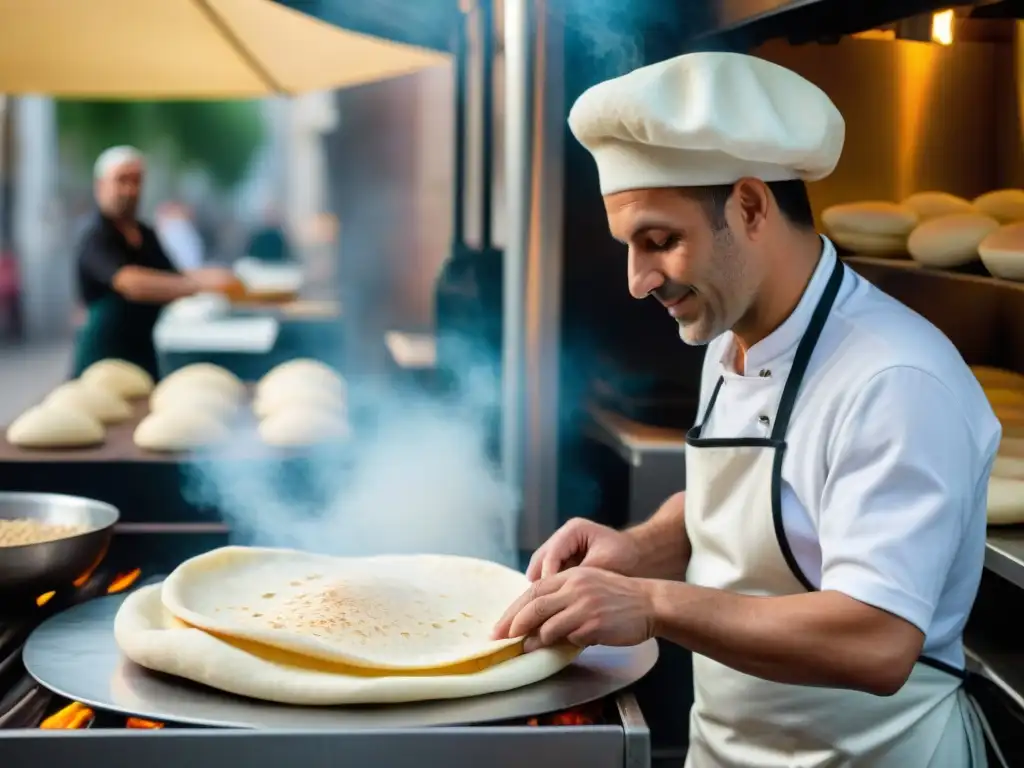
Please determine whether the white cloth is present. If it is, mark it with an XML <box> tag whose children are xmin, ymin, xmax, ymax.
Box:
<box><xmin>568</xmin><ymin>52</ymin><xmax>845</xmax><ymax>195</ymax></box>
<box><xmin>696</xmin><ymin>238</ymin><xmax>1001</xmax><ymax>670</ymax></box>
<box><xmin>157</xmin><ymin>217</ymin><xmax>205</xmax><ymax>272</ymax></box>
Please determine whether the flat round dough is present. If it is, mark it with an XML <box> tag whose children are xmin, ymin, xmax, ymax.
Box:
<box><xmin>257</xmin><ymin>359</ymin><xmax>344</xmax><ymax>401</ymax></box>
<box><xmin>44</xmin><ymin>381</ymin><xmax>132</xmax><ymax>424</ymax></box>
<box><xmin>828</xmin><ymin>230</ymin><xmax>908</xmax><ymax>256</ymax></box>
<box><xmin>900</xmin><ymin>191</ymin><xmax>975</xmax><ymax>222</ymax></box>
<box><xmin>150</xmin><ymin>383</ymin><xmax>239</xmax><ymax>420</ymax></box>
<box><xmin>253</xmin><ymin>381</ymin><xmax>343</xmax><ymax>419</ymax></box>
<box><xmin>822</xmin><ymin>202</ymin><xmax>918</xmax><ymax>237</ymax></box>
<box><xmin>133</xmin><ymin>410</ymin><xmax>229</xmax><ymax>452</ymax></box>
<box><xmin>259</xmin><ymin>406</ymin><xmax>350</xmax><ymax>446</ymax></box>
<box><xmin>153</xmin><ymin>364</ymin><xmax>244</xmax><ymax>402</ymax></box>
<box><xmin>80</xmin><ymin>359</ymin><xmax>154</xmax><ymax>399</ymax></box>
<box><xmin>973</xmin><ymin>189</ymin><xmax>1024</xmax><ymax>224</ymax></box>
<box><xmin>979</xmin><ymin>222</ymin><xmax>1024</xmax><ymax>280</ymax></box>
<box><xmin>907</xmin><ymin>213</ymin><xmax>999</xmax><ymax>268</ymax></box>
<box><xmin>162</xmin><ymin>547</ymin><xmax>541</xmax><ymax>671</ymax></box>
<box><xmin>972</xmin><ymin>366</ymin><xmax>1024</xmax><ymax>391</ymax></box>
<box><xmin>988</xmin><ymin>476</ymin><xmax>1024</xmax><ymax>525</ymax></box>
<box><xmin>7</xmin><ymin>404</ymin><xmax>104</xmax><ymax>448</ymax></box>
<box><xmin>115</xmin><ymin>584</ymin><xmax>578</xmax><ymax>706</ymax></box>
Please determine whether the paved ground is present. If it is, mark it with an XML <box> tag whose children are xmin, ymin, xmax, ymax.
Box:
<box><xmin>0</xmin><ymin>338</ymin><xmax>74</xmax><ymax>425</ymax></box>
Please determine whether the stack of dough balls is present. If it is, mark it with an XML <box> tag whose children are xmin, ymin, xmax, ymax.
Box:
<box><xmin>254</xmin><ymin>359</ymin><xmax>349</xmax><ymax>447</ymax></box>
<box><xmin>821</xmin><ymin>201</ymin><xmax>918</xmax><ymax>256</ymax></box>
<box><xmin>5</xmin><ymin>358</ymin><xmax>151</xmax><ymax>449</ymax></box>
<box><xmin>972</xmin><ymin>365</ymin><xmax>1024</xmax><ymax>526</ymax></box>
<box><xmin>134</xmin><ymin>363</ymin><xmax>242</xmax><ymax>452</ymax></box>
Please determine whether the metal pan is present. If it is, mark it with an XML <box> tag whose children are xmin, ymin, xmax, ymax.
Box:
<box><xmin>0</xmin><ymin>492</ymin><xmax>119</xmax><ymax>605</ymax></box>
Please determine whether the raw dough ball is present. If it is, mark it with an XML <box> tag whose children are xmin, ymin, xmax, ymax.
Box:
<box><xmin>973</xmin><ymin>189</ymin><xmax>1024</xmax><ymax>224</ymax></box>
<box><xmin>257</xmin><ymin>358</ymin><xmax>343</xmax><ymax>393</ymax></box>
<box><xmin>80</xmin><ymin>359</ymin><xmax>154</xmax><ymax>399</ymax></box>
<box><xmin>155</xmin><ymin>364</ymin><xmax>244</xmax><ymax>402</ymax></box>
<box><xmin>988</xmin><ymin>476</ymin><xmax>1024</xmax><ymax>526</ymax></box>
<box><xmin>900</xmin><ymin>191</ymin><xmax>975</xmax><ymax>222</ymax></box>
<box><xmin>979</xmin><ymin>222</ymin><xmax>1024</xmax><ymax>280</ymax></box>
<box><xmin>7</xmin><ymin>405</ymin><xmax>105</xmax><ymax>448</ymax></box>
<box><xmin>907</xmin><ymin>213</ymin><xmax>999</xmax><ymax>268</ymax></box>
<box><xmin>134</xmin><ymin>410</ymin><xmax>229</xmax><ymax>453</ymax></box>
<box><xmin>258</xmin><ymin>406</ymin><xmax>350</xmax><ymax>446</ymax></box>
<box><xmin>252</xmin><ymin>380</ymin><xmax>344</xmax><ymax>419</ymax></box>
<box><xmin>44</xmin><ymin>380</ymin><xmax>132</xmax><ymax>424</ymax></box>
<box><xmin>150</xmin><ymin>383</ymin><xmax>239</xmax><ymax>420</ymax></box>
<box><xmin>993</xmin><ymin>455</ymin><xmax>1024</xmax><ymax>480</ymax></box>
<box><xmin>972</xmin><ymin>366</ymin><xmax>1024</xmax><ymax>391</ymax></box>
<box><xmin>822</xmin><ymin>202</ymin><xmax>918</xmax><ymax>237</ymax></box>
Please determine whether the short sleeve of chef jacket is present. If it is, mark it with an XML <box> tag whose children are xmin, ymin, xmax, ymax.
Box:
<box><xmin>818</xmin><ymin>365</ymin><xmax>997</xmax><ymax>634</ymax></box>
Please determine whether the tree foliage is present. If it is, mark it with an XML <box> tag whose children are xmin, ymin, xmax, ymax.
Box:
<box><xmin>55</xmin><ymin>100</ymin><xmax>265</xmax><ymax>189</ymax></box>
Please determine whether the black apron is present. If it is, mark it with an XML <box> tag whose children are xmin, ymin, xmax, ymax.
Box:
<box><xmin>72</xmin><ymin>293</ymin><xmax>163</xmax><ymax>380</ymax></box>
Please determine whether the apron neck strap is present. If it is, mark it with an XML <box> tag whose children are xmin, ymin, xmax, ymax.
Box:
<box><xmin>770</xmin><ymin>258</ymin><xmax>845</xmax><ymax>441</ymax></box>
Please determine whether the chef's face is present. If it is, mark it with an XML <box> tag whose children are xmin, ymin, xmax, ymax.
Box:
<box><xmin>96</xmin><ymin>159</ymin><xmax>144</xmax><ymax>220</ymax></box>
<box><xmin>605</xmin><ymin>184</ymin><xmax>762</xmax><ymax>346</ymax></box>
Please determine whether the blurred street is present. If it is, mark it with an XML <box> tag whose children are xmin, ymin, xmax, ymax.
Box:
<box><xmin>0</xmin><ymin>338</ymin><xmax>73</xmax><ymax>424</ymax></box>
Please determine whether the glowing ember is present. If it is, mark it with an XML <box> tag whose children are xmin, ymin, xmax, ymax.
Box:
<box><xmin>40</xmin><ymin>702</ymin><xmax>94</xmax><ymax>730</ymax></box>
<box><xmin>35</xmin><ymin>591</ymin><xmax>55</xmax><ymax>607</ymax></box>
<box><xmin>107</xmin><ymin>569</ymin><xmax>142</xmax><ymax>594</ymax></box>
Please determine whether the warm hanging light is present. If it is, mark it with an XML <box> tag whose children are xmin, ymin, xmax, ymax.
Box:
<box><xmin>932</xmin><ymin>9</ymin><xmax>955</xmax><ymax>45</ymax></box>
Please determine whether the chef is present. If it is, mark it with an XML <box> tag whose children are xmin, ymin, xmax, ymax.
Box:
<box><xmin>73</xmin><ymin>146</ymin><xmax>235</xmax><ymax>380</ymax></box>
<box><xmin>493</xmin><ymin>52</ymin><xmax>1002</xmax><ymax>766</ymax></box>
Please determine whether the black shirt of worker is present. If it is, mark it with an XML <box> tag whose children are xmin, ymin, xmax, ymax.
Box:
<box><xmin>76</xmin><ymin>211</ymin><xmax>178</xmax><ymax>305</ymax></box>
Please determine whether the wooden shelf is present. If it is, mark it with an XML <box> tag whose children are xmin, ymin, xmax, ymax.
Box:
<box><xmin>844</xmin><ymin>256</ymin><xmax>1024</xmax><ymax>293</ymax></box>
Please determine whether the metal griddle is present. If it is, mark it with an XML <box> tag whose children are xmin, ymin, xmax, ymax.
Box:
<box><xmin>24</xmin><ymin>592</ymin><xmax>659</xmax><ymax>730</ymax></box>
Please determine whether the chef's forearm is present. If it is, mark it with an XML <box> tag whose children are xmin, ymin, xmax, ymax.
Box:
<box><xmin>645</xmin><ymin>582</ymin><xmax>919</xmax><ymax>696</ymax></box>
<box><xmin>625</xmin><ymin>492</ymin><xmax>690</xmax><ymax>580</ymax></box>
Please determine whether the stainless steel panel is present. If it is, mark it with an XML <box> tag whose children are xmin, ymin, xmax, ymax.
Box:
<box><xmin>0</xmin><ymin>725</ymin><xmax>632</xmax><ymax>768</ymax></box>
<box><xmin>24</xmin><ymin>591</ymin><xmax>659</xmax><ymax>730</ymax></box>
<box><xmin>504</xmin><ymin>0</ymin><xmax>565</xmax><ymax>550</ymax></box>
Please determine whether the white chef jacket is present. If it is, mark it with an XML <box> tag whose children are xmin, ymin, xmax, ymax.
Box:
<box><xmin>696</xmin><ymin>237</ymin><xmax>1000</xmax><ymax>669</ymax></box>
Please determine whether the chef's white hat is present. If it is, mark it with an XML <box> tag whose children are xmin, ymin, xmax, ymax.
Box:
<box><xmin>568</xmin><ymin>52</ymin><xmax>845</xmax><ymax>195</ymax></box>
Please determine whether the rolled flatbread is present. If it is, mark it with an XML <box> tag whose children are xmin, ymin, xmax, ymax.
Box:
<box><xmin>115</xmin><ymin>584</ymin><xmax>578</xmax><ymax>706</ymax></box>
<box><xmin>6</xmin><ymin>404</ymin><xmax>104</xmax><ymax>448</ymax></box>
<box><xmin>80</xmin><ymin>359</ymin><xmax>154</xmax><ymax>399</ymax></box>
<box><xmin>161</xmin><ymin>547</ymin><xmax>542</xmax><ymax>671</ymax></box>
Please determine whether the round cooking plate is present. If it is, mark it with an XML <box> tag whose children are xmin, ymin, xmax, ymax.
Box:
<box><xmin>24</xmin><ymin>591</ymin><xmax>659</xmax><ymax>730</ymax></box>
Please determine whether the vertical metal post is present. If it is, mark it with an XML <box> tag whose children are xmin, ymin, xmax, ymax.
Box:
<box><xmin>504</xmin><ymin>0</ymin><xmax>564</xmax><ymax>548</ymax></box>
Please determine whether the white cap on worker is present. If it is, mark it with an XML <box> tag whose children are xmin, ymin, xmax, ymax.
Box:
<box><xmin>568</xmin><ymin>52</ymin><xmax>845</xmax><ymax>195</ymax></box>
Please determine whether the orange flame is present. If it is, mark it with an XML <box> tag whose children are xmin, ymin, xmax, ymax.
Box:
<box><xmin>126</xmin><ymin>717</ymin><xmax>164</xmax><ymax>730</ymax></box>
<box><xmin>35</xmin><ymin>591</ymin><xmax>55</xmax><ymax>607</ymax></box>
<box><xmin>107</xmin><ymin>569</ymin><xmax>142</xmax><ymax>594</ymax></box>
<box><xmin>40</xmin><ymin>702</ymin><xmax>94</xmax><ymax>730</ymax></box>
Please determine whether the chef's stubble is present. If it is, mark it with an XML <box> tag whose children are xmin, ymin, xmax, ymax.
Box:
<box><xmin>677</xmin><ymin>224</ymin><xmax>750</xmax><ymax>347</ymax></box>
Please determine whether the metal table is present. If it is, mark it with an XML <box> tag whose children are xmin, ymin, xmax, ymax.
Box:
<box><xmin>584</xmin><ymin>406</ymin><xmax>686</xmax><ymax>526</ymax></box>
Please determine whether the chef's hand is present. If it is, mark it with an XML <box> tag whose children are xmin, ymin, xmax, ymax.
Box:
<box><xmin>492</xmin><ymin>567</ymin><xmax>656</xmax><ymax>652</ymax></box>
<box><xmin>190</xmin><ymin>267</ymin><xmax>241</xmax><ymax>294</ymax></box>
<box><xmin>525</xmin><ymin>518</ymin><xmax>640</xmax><ymax>582</ymax></box>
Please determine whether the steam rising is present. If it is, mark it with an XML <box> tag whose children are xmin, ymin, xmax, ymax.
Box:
<box><xmin>182</xmin><ymin>347</ymin><xmax>519</xmax><ymax>569</ymax></box>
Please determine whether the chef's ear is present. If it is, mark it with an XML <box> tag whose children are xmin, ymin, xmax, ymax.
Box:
<box><xmin>729</xmin><ymin>178</ymin><xmax>771</xmax><ymax>240</ymax></box>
